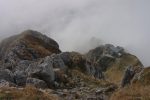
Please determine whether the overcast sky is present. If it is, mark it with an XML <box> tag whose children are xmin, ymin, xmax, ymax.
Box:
<box><xmin>0</xmin><ymin>0</ymin><xmax>150</xmax><ymax>66</ymax></box>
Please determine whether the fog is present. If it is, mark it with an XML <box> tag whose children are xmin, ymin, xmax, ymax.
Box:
<box><xmin>0</xmin><ymin>0</ymin><xmax>150</xmax><ymax>67</ymax></box>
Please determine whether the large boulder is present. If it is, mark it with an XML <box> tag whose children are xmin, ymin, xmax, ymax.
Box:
<box><xmin>0</xmin><ymin>30</ymin><xmax>61</xmax><ymax>68</ymax></box>
<box><xmin>86</xmin><ymin>44</ymin><xmax>124</xmax><ymax>72</ymax></box>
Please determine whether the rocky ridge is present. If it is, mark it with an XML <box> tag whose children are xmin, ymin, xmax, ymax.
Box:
<box><xmin>0</xmin><ymin>30</ymin><xmax>148</xmax><ymax>100</ymax></box>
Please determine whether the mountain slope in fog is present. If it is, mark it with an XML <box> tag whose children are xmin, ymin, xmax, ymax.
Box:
<box><xmin>0</xmin><ymin>30</ymin><xmax>149</xmax><ymax>100</ymax></box>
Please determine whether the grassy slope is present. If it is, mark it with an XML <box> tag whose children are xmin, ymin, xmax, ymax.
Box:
<box><xmin>110</xmin><ymin>67</ymin><xmax>150</xmax><ymax>100</ymax></box>
<box><xmin>105</xmin><ymin>53</ymin><xmax>143</xmax><ymax>84</ymax></box>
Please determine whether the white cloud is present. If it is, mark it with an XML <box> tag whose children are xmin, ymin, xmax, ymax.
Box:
<box><xmin>0</xmin><ymin>0</ymin><xmax>150</xmax><ymax>66</ymax></box>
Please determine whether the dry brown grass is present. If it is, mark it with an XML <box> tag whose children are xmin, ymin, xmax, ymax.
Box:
<box><xmin>71</xmin><ymin>70</ymin><xmax>112</xmax><ymax>88</ymax></box>
<box><xmin>137</xmin><ymin>67</ymin><xmax>150</xmax><ymax>85</ymax></box>
<box><xmin>109</xmin><ymin>66</ymin><xmax>150</xmax><ymax>100</ymax></box>
<box><xmin>105</xmin><ymin>53</ymin><xmax>142</xmax><ymax>85</ymax></box>
<box><xmin>0</xmin><ymin>86</ymin><xmax>59</xmax><ymax>100</ymax></box>
<box><xmin>111</xmin><ymin>83</ymin><xmax>150</xmax><ymax>100</ymax></box>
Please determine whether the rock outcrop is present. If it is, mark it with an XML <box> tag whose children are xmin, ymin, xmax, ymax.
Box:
<box><xmin>0</xmin><ymin>30</ymin><xmax>61</xmax><ymax>68</ymax></box>
<box><xmin>86</xmin><ymin>44</ymin><xmax>124</xmax><ymax>72</ymax></box>
<box><xmin>0</xmin><ymin>30</ymin><xmax>148</xmax><ymax>100</ymax></box>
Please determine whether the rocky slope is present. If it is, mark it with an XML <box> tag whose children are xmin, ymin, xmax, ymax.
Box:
<box><xmin>0</xmin><ymin>30</ymin><xmax>149</xmax><ymax>100</ymax></box>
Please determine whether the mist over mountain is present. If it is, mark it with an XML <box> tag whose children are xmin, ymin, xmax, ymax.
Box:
<box><xmin>0</xmin><ymin>0</ymin><xmax>150</xmax><ymax>66</ymax></box>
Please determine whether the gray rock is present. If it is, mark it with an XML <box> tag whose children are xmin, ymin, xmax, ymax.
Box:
<box><xmin>26</xmin><ymin>56</ymin><xmax>55</xmax><ymax>87</ymax></box>
<box><xmin>86</xmin><ymin>44</ymin><xmax>120</xmax><ymax>72</ymax></box>
<box><xmin>59</xmin><ymin>52</ymin><xmax>72</xmax><ymax>67</ymax></box>
<box><xmin>15</xmin><ymin>60</ymin><xmax>33</xmax><ymax>71</ymax></box>
<box><xmin>94</xmin><ymin>66</ymin><xmax>104</xmax><ymax>79</ymax></box>
<box><xmin>14</xmin><ymin>70</ymin><xmax>27</xmax><ymax>86</ymax></box>
<box><xmin>105</xmin><ymin>44</ymin><xmax>124</xmax><ymax>57</ymax></box>
<box><xmin>12</xmin><ymin>60</ymin><xmax>33</xmax><ymax>86</ymax></box>
<box><xmin>0</xmin><ymin>69</ymin><xmax>14</xmax><ymax>83</ymax></box>
<box><xmin>86</xmin><ymin>61</ymin><xmax>104</xmax><ymax>79</ymax></box>
<box><xmin>86</xmin><ymin>61</ymin><xmax>96</xmax><ymax>76</ymax></box>
<box><xmin>96</xmin><ymin>55</ymin><xmax>115</xmax><ymax>71</ymax></box>
<box><xmin>26</xmin><ymin>78</ymin><xmax>48</xmax><ymax>89</ymax></box>
<box><xmin>121</xmin><ymin>65</ymin><xmax>135</xmax><ymax>87</ymax></box>
<box><xmin>0</xmin><ymin>79</ymin><xmax>16</xmax><ymax>88</ymax></box>
<box><xmin>51</xmin><ymin>54</ymin><xmax>67</xmax><ymax>71</ymax></box>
